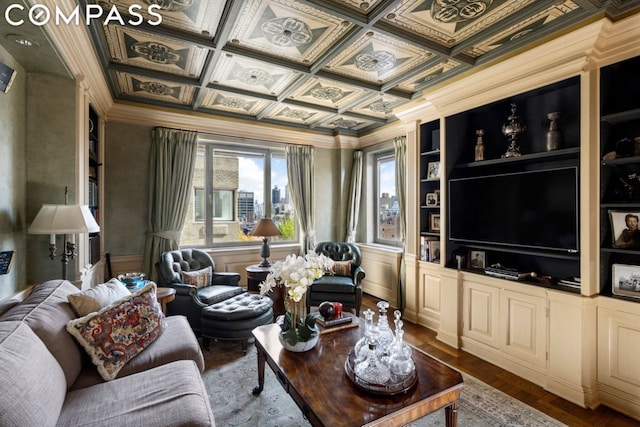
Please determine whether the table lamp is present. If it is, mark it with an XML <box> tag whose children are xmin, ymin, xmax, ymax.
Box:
<box><xmin>250</xmin><ymin>218</ymin><xmax>281</xmax><ymax>267</ymax></box>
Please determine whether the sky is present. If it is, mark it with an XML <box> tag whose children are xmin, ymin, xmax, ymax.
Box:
<box><xmin>237</xmin><ymin>155</ymin><xmax>288</xmax><ymax>205</ymax></box>
<box><xmin>379</xmin><ymin>158</ymin><xmax>396</xmax><ymax>197</ymax></box>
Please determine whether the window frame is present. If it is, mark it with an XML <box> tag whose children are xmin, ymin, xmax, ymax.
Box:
<box><xmin>374</xmin><ymin>150</ymin><xmax>402</xmax><ymax>247</ymax></box>
<box><xmin>184</xmin><ymin>139</ymin><xmax>296</xmax><ymax>248</ymax></box>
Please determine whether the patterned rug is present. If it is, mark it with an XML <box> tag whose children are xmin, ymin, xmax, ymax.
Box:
<box><xmin>201</xmin><ymin>340</ymin><xmax>567</xmax><ymax>427</ymax></box>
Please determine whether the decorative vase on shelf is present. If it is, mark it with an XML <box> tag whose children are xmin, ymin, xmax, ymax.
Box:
<box><xmin>475</xmin><ymin>129</ymin><xmax>485</xmax><ymax>161</ymax></box>
<box><xmin>546</xmin><ymin>112</ymin><xmax>562</xmax><ymax>151</ymax></box>
<box><xmin>501</xmin><ymin>102</ymin><xmax>526</xmax><ymax>158</ymax></box>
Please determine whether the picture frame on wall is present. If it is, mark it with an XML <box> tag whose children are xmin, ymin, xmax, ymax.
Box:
<box><xmin>609</xmin><ymin>210</ymin><xmax>640</xmax><ymax>249</ymax></box>
<box><xmin>469</xmin><ymin>250</ymin><xmax>486</xmax><ymax>269</ymax></box>
<box><xmin>426</xmin><ymin>161</ymin><xmax>441</xmax><ymax>180</ymax></box>
<box><xmin>429</xmin><ymin>213</ymin><xmax>441</xmax><ymax>233</ymax></box>
<box><xmin>612</xmin><ymin>263</ymin><xmax>640</xmax><ymax>299</ymax></box>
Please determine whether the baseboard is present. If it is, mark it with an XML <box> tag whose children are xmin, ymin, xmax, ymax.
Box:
<box><xmin>596</xmin><ymin>382</ymin><xmax>640</xmax><ymax>421</ymax></box>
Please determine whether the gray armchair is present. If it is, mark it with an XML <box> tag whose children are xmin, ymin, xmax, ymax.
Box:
<box><xmin>155</xmin><ymin>248</ymin><xmax>243</xmax><ymax>333</ymax></box>
<box><xmin>307</xmin><ymin>242</ymin><xmax>365</xmax><ymax>316</ymax></box>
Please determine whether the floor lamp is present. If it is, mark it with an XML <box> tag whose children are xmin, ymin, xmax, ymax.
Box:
<box><xmin>250</xmin><ymin>218</ymin><xmax>281</xmax><ymax>267</ymax></box>
<box><xmin>28</xmin><ymin>193</ymin><xmax>100</xmax><ymax>280</ymax></box>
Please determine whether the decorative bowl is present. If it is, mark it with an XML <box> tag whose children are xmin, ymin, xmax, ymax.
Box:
<box><xmin>118</xmin><ymin>272</ymin><xmax>146</xmax><ymax>289</ymax></box>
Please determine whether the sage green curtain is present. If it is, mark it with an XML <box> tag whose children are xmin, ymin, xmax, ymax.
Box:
<box><xmin>286</xmin><ymin>144</ymin><xmax>315</xmax><ymax>254</ymax></box>
<box><xmin>394</xmin><ymin>136</ymin><xmax>407</xmax><ymax>311</ymax></box>
<box><xmin>345</xmin><ymin>150</ymin><xmax>363</xmax><ymax>243</ymax></box>
<box><xmin>143</xmin><ymin>128</ymin><xmax>198</xmax><ymax>281</ymax></box>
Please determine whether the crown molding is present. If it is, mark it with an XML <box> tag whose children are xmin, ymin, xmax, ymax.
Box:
<box><xmin>39</xmin><ymin>0</ymin><xmax>112</xmax><ymax>115</ymax></box>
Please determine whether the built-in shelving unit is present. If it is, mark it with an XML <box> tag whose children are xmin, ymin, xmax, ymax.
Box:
<box><xmin>599</xmin><ymin>55</ymin><xmax>640</xmax><ymax>301</ymax></box>
<box><xmin>419</xmin><ymin>120</ymin><xmax>441</xmax><ymax>263</ymax></box>
<box><xmin>444</xmin><ymin>76</ymin><xmax>581</xmax><ymax>288</ymax></box>
<box><xmin>88</xmin><ymin>105</ymin><xmax>100</xmax><ymax>265</ymax></box>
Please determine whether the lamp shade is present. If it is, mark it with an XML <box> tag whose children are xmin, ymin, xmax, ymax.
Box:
<box><xmin>28</xmin><ymin>205</ymin><xmax>100</xmax><ymax>234</ymax></box>
<box><xmin>249</xmin><ymin>218</ymin><xmax>281</xmax><ymax>237</ymax></box>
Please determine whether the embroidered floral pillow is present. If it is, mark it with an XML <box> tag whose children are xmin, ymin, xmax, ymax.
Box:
<box><xmin>332</xmin><ymin>261</ymin><xmax>352</xmax><ymax>277</ymax></box>
<box><xmin>181</xmin><ymin>266</ymin><xmax>212</xmax><ymax>289</ymax></box>
<box><xmin>66</xmin><ymin>282</ymin><xmax>163</xmax><ymax>381</ymax></box>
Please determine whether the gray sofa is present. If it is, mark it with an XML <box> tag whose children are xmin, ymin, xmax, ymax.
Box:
<box><xmin>0</xmin><ymin>279</ymin><xmax>215</xmax><ymax>427</ymax></box>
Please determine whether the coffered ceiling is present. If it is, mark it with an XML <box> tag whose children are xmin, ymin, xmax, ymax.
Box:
<box><xmin>83</xmin><ymin>0</ymin><xmax>640</xmax><ymax>135</ymax></box>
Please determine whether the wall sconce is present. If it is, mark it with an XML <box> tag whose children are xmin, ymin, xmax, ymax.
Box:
<box><xmin>249</xmin><ymin>218</ymin><xmax>281</xmax><ymax>267</ymax></box>
<box><xmin>28</xmin><ymin>188</ymin><xmax>100</xmax><ymax>280</ymax></box>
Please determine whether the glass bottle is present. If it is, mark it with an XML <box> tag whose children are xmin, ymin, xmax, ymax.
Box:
<box><xmin>353</xmin><ymin>330</ymin><xmax>391</xmax><ymax>385</ymax></box>
<box><xmin>388</xmin><ymin>311</ymin><xmax>414</xmax><ymax>376</ymax></box>
<box><xmin>375</xmin><ymin>301</ymin><xmax>395</xmax><ymax>365</ymax></box>
<box><xmin>354</xmin><ymin>309</ymin><xmax>376</xmax><ymax>363</ymax></box>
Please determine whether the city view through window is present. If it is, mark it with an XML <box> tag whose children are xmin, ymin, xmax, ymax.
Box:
<box><xmin>180</xmin><ymin>146</ymin><xmax>295</xmax><ymax>247</ymax></box>
<box><xmin>378</xmin><ymin>155</ymin><xmax>401</xmax><ymax>243</ymax></box>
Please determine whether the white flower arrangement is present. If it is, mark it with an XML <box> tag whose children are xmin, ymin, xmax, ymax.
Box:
<box><xmin>259</xmin><ymin>251</ymin><xmax>334</xmax><ymax>344</ymax></box>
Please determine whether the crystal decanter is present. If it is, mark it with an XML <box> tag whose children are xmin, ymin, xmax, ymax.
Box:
<box><xmin>354</xmin><ymin>309</ymin><xmax>377</xmax><ymax>363</ymax></box>
<box><xmin>375</xmin><ymin>301</ymin><xmax>395</xmax><ymax>365</ymax></box>
<box><xmin>387</xmin><ymin>310</ymin><xmax>414</xmax><ymax>376</ymax></box>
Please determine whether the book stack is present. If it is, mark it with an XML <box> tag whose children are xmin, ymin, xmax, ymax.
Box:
<box><xmin>316</xmin><ymin>313</ymin><xmax>358</xmax><ymax>334</ymax></box>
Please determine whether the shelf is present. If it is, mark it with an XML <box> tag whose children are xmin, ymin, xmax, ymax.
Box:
<box><xmin>601</xmin><ymin>155</ymin><xmax>640</xmax><ymax>166</ymax></box>
<box><xmin>421</xmin><ymin>178</ymin><xmax>440</xmax><ymax>182</ymax></box>
<box><xmin>601</xmin><ymin>108</ymin><xmax>640</xmax><ymax>124</ymax></box>
<box><xmin>601</xmin><ymin>203</ymin><xmax>640</xmax><ymax>209</ymax></box>
<box><xmin>455</xmin><ymin>147</ymin><xmax>579</xmax><ymax>169</ymax></box>
<box><xmin>420</xmin><ymin>150</ymin><xmax>441</xmax><ymax>156</ymax></box>
<box><xmin>461</xmin><ymin>243</ymin><xmax>580</xmax><ymax>260</ymax></box>
<box><xmin>421</xmin><ymin>205</ymin><xmax>441</xmax><ymax>209</ymax></box>
<box><xmin>601</xmin><ymin>247</ymin><xmax>640</xmax><ymax>255</ymax></box>
<box><xmin>420</xmin><ymin>232</ymin><xmax>440</xmax><ymax>237</ymax></box>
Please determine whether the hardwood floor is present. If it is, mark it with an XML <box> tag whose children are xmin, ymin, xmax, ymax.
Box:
<box><xmin>360</xmin><ymin>294</ymin><xmax>639</xmax><ymax>427</ymax></box>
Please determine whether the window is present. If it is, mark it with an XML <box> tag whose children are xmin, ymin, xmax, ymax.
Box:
<box><xmin>180</xmin><ymin>142</ymin><xmax>296</xmax><ymax>247</ymax></box>
<box><xmin>375</xmin><ymin>152</ymin><xmax>401</xmax><ymax>245</ymax></box>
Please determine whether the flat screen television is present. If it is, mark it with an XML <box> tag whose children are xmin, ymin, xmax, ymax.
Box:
<box><xmin>448</xmin><ymin>167</ymin><xmax>579</xmax><ymax>252</ymax></box>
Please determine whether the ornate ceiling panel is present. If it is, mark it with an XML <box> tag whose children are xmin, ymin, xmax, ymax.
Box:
<box><xmin>82</xmin><ymin>0</ymin><xmax>640</xmax><ymax>135</ymax></box>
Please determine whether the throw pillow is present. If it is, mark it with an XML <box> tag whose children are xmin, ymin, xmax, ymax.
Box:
<box><xmin>181</xmin><ymin>266</ymin><xmax>212</xmax><ymax>289</ymax></box>
<box><xmin>332</xmin><ymin>260</ymin><xmax>352</xmax><ymax>277</ymax></box>
<box><xmin>68</xmin><ymin>278</ymin><xmax>131</xmax><ymax>316</ymax></box>
<box><xmin>66</xmin><ymin>282</ymin><xmax>164</xmax><ymax>381</ymax></box>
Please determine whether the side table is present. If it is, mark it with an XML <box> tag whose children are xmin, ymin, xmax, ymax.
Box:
<box><xmin>246</xmin><ymin>264</ymin><xmax>271</xmax><ymax>293</ymax></box>
<box><xmin>156</xmin><ymin>287</ymin><xmax>176</xmax><ymax>314</ymax></box>
<box><xmin>246</xmin><ymin>264</ymin><xmax>285</xmax><ymax>317</ymax></box>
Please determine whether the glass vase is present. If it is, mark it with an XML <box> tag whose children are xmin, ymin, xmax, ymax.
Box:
<box><xmin>279</xmin><ymin>298</ymin><xmax>318</xmax><ymax>352</ymax></box>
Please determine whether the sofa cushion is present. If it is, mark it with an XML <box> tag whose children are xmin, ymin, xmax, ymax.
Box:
<box><xmin>68</xmin><ymin>278</ymin><xmax>131</xmax><ymax>316</ymax></box>
<box><xmin>332</xmin><ymin>260</ymin><xmax>352</xmax><ymax>277</ymax></box>
<box><xmin>66</xmin><ymin>282</ymin><xmax>164</xmax><ymax>381</ymax></box>
<box><xmin>181</xmin><ymin>266</ymin><xmax>212</xmax><ymax>289</ymax></box>
<box><xmin>58</xmin><ymin>360</ymin><xmax>215</xmax><ymax>427</ymax></box>
<box><xmin>0</xmin><ymin>279</ymin><xmax>82</xmax><ymax>389</ymax></box>
<box><xmin>0</xmin><ymin>321</ymin><xmax>66</xmax><ymax>427</ymax></box>
<box><xmin>71</xmin><ymin>315</ymin><xmax>205</xmax><ymax>389</ymax></box>
<box><xmin>311</xmin><ymin>275</ymin><xmax>356</xmax><ymax>292</ymax></box>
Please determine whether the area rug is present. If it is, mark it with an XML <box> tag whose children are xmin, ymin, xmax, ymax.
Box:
<box><xmin>202</xmin><ymin>340</ymin><xmax>567</xmax><ymax>427</ymax></box>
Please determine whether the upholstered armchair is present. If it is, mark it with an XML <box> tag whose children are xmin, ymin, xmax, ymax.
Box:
<box><xmin>307</xmin><ymin>242</ymin><xmax>365</xmax><ymax>316</ymax></box>
<box><xmin>155</xmin><ymin>248</ymin><xmax>243</xmax><ymax>333</ymax></box>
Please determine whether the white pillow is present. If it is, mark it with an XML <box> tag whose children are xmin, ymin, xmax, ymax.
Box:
<box><xmin>68</xmin><ymin>278</ymin><xmax>131</xmax><ymax>316</ymax></box>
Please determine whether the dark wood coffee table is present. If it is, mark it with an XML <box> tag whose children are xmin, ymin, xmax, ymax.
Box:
<box><xmin>252</xmin><ymin>321</ymin><xmax>463</xmax><ymax>427</ymax></box>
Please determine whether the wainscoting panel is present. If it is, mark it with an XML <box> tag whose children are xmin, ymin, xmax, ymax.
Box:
<box><xmin>417</xmin><ymin>262</ymin><xmax>441</xmax><ymax>330</ymax></box>
<box><xmin>358</xmin><ymin>245</ymin><xmax>402</xmax><ymax>308</ymax></box>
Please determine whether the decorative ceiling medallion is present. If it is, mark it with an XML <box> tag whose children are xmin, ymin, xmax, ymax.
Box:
<box><xmin>210</xmin><ymin>54</ymin><xmax>300</xmax><ymax>96</ymax></box>
<box><xmin>290</xmin><ymin>77</ymin><xmax>371</xmax><ymax>109</ymax></box>
<box><xmin>332</xmin><ymin>118</ymin><xmax>359</xmax><ymax>128</ymax></box>
<box><xmin>262</xmin><ymin>17</ymin><xmax>313</xmax><ymax>46</ymax></box>
<box><xmin>115</xmin><ymin>71</ymin><xmax>195</xmax><ymax>104</ymax></box>
<box><xmin>200</xmin><ymin>89</ymin><xmax>269</xmax><ymax>116</ymax></box>
<box><xmin>103</xmin><ymin>25</ymin><xmax>207</xmax><ymax>77</ymax></box>
<box><xmin>351</xmin><ymin>94</ymin><xmax>403</xmax><ymax>119</ymax></box>
<box><xmin>462</xmin><ymin>1</ymin><xmax>580</xmax><ymax>58</ymax></box>
<box><xmin>264</xmin><ymin>104</ymin><xmax>326</xmax><ymax>124</ymax></box>
<box><xmin>318</xmin><ymin>115</ymin><xmax>376</xmax><ymax>131</ymax></box>
<box><xmin>229</xmin><ymin>0</ymin><xmax>354</xmax><ymax>64</ymax></box>
<box><xmin>101</xmin><ymin>0</ymin><xmax>223</xmax><ymax>37</ymax></box>
<box><xmin>325</xmin><ymin>32</ymin><xmax>433</xmax><ymax>83</ymax></box>
<box><xmin>384</xmin><ymin>0</ymin><xmax>537</xmax><ymax>47</ymax></box>
<box><xmin>397</xmin><ymin>59</ymin><xmax>463</xmax><ymax>92</ymax></box>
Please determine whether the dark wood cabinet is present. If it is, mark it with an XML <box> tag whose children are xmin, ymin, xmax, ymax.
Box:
<box><xmin>88</xmin><ymin>106</ymin><xmax>100</xmax><ymax>265</ymax></box>
<box><xmin>419</xmin><ymin>120</ymin><xmax>440</xmax><ymax>263</ymax></box>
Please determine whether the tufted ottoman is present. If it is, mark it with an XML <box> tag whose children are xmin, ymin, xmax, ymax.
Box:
<box><xmin>201</xmin><ymin>292</ymin><xmax>273</xmax><ymax>353</ymax></box>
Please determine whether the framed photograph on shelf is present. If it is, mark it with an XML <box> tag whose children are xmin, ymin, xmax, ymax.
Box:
<box><xmin>609</xmin><ymin>210</ymin><xmax>640</xmax><ymax>249</ymax></box>
<box><xmin>429</xmin><ymin>213</ymin><xmax>441</xmax><ymax>233</ymax></box>
<box><xmin>426</xmin><ymin>161</ymin><xmax>441</xmax><ymax>180</ymax></box>
<box><xmin>428</xmin><ymin>241</ymin><xmax>440</xmax><ymax>262</ymax></box>
<box><xmin>469</xmin><ymin>250</ymin><xmax>486</xmax><ymax>269</ymax></box>
<box><xmin>426</xmin><ymin>192</ymin><xmax>439</xmax><ymax>206</ymax></box>
<box><xmin>612</xmin><ymin>263</ymin><xmax>640</xmax><ymax>299</ymax></box>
